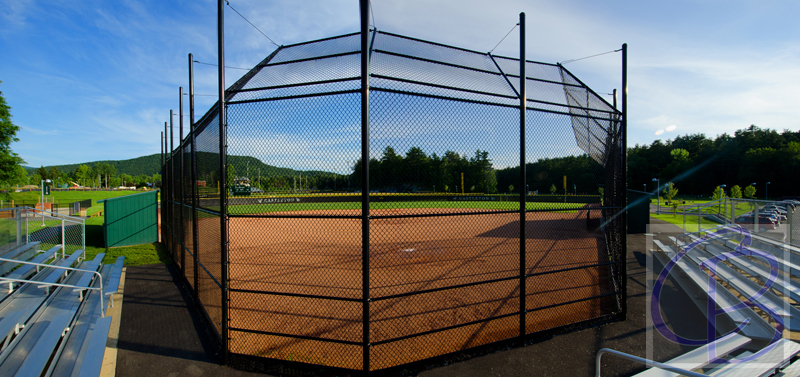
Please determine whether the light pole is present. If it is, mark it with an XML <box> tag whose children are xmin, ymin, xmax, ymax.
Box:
<box><xmin>643</xmin><ymin>183</ymin><xmax>646</xmax><ymax>192</ymax></box>
<box><xmin>574</xmin><ymin>184</ymin><xmax>576</xmax><ymax>196</ymax></box>
<box><xmin>766</xmin><ymin>182</ymin><xmax>771</xmax><ymax>201</ymax></box>
<box><xmin>40</xmin><ymin>179</ymin><xmax>51</xmax><ymax>225</ymax></box>
<box><xmin>652</xmin><ymin>178</ymin><xmax>660</xmax><ymax>213</ymax></box>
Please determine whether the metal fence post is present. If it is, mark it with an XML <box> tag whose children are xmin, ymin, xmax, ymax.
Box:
<box><xmin>620</xmin><ymin>42</ymin><xmax>628</xmax><ymax>319</ymax></box>
<box><xmin>518</xmin><ymin>11</ymin><xmax>527</xmax><ymax>343</ymax></box>
<box><xmin>360</xmin><ymin>0</ymin><xmax>371</xmax><ymax>372</ymax></box>
<box><xmin>16</xmin><ymin>209</ymin><xmax>22</xmax><ymax>246</ymax></box>
<box><xmin>61</xmin><ymin>218</ymin><xmax>66</xmax><ymax>258</ymax></box>
<box><xmin>190</xmin><ymin>53</ymin><xmax>200</xmax><ymax>301</ymax></box>
<box><xmin>217</xmin><ymin>0</ymin><xmax>230</xmax><ymax>365</ymax></box>
<box><xmin>179</xmin><ymin>86</ymin><xmax>186</xmax><ymax>278</ymax></box>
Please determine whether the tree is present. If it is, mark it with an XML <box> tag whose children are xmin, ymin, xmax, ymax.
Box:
<box><xmin>74</xmin><ymin>164</ymin><xmax>91</xmax><ymax>186</ymax></box>
<box><xmin>49</xmin><ymin>167</ymin><xmax>61</xmax><ymax>183</ymax></box>
<box><xmin>712</xmin><ymin>185</ymin><xmax>727</xmax><ymax>201</ymax></box>
<box><xmin>508</xmin><ymin>185</ymin><xmax>514</xmax><ymax>194</ymax></box>
<box><xmin>549</xmin><ymin>184</ymin><xmax>557</xmax><ymax>195</ymax></box>
<box><xmin>0</xmin><ymin>81</ymin><xmax>25</xmax><ymax>187</ymax></box>
<box><xmin>663</xmin><ymin>182</ymin><xmax>678</xmax><ymax>203</ymax></box>
<box><xmin>90</xmin><ymin>165</ymin><xmax>101</xmax><ymax>188</ymax></box>
<box><xmin>743</xmin><ymin>185</ymin><xmax>756</xmax><ymax>199</ymax></box>
<box><xmin>730</xmin><ymin>185</ymin><xmax>742</xmax><ymax>199</ymax></box>
<box><xmin>37</xmin><ymin>166</ymin><xmax>49</xmax><ymax>181</ymax></box>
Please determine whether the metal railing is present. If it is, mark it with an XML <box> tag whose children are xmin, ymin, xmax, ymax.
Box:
<box><xmin>0</xmin><ymin>256</ymin><xmax>106</xmax><ymax>317</ymax></box>
<box><xmin>0</xmin><ymin>207</ymin><xmax>85</xmax><ymax>260</ymax></box>
<box><xmin>595</xmin><ymin>348</ymin><xmax>707</xmax><ymax>377</ymax></box>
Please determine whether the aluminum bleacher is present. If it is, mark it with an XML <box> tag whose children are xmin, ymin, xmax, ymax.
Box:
<box><xmin>597</xmin><ymin>223</ymin><xmax>800</xmax><ymax>376</ymax></box>
<box><xmin>0</xmin><ymin>207</ymin><xmax>124</xmax><ymax>377</ymax></box>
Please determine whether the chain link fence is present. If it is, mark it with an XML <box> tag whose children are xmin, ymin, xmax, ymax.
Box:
<box><xmin>161</xmin><ymin>27</ymin><xmax>626</xmax><ymax>373</ymax></box>
<box><xmin>0</xmin><ymin>207</ymin><xmax>85</xmax><ymax>259</ymax></box>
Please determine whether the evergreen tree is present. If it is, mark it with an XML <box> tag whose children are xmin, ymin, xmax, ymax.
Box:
<box><xmin>0</xmin><ymin>81</ymin><xmax>25</xmax><ymax>187</ymax></box>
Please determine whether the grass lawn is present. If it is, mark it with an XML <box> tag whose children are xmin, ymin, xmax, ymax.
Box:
<box><xmin>5</xmin><ymin>190</ymin><xmax>144</xmax><ymax>216</ymax></box>
<box><xmin>82</xmin><ymin>216</ymin><xmax>170</xmax><ymax>266</ymax></box>
<box><xmin>2</xmin><ymin>190</ymin><xmax>167</xmax><ymax>266</ymax></box>
<box><xmin>651</xmin><ymin>213</ymin><xmax>722</xmax><ymax>234</ymax></box>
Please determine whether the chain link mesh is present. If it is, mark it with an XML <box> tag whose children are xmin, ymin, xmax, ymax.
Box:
<box><xmin>0</xmin><ymin>208</ymin><xmax>85</xmax><ymax>258</ymax></box>
<box><xmin>161</xmin><ymin>29</ymin><xmax>625</xmax><ymax>373</ymax></box>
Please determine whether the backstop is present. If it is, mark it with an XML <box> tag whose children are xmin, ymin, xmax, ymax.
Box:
<box><xmin>161</xmin><ymin>14</ymin><xmax>626</xmax><ymax>374</ymax></box>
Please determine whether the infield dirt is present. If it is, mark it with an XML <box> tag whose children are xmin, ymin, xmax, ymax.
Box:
<box><xmin>205</xmin><ymin>207</ymin><xmax>617</xmax><ymax>370</ymax></box>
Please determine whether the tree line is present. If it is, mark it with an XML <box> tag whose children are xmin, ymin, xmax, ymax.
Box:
<box><xmin>629</xmin><ymin>125</ymin><xmax>799</xmax><ymax>198</ymax></box>
<box><xmin>30</xmin><ymin>163</ymin><xmax>161</xmax><ymax>189</ymax></box>
<box><xmin>348</xmin><ymin>146</ymin><xmax>497</xmax><ymax>193</ymax></box>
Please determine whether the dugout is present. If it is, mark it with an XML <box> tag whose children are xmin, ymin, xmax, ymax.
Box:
<box><xmin>99</xmin><ymin>190</ymin><xmax>159</xmax><ymax>248</ymax></box>
<box><xmin>627</xmin><ymin>189</ymin><xmax>653</xmax><ymax>234</ymax></box>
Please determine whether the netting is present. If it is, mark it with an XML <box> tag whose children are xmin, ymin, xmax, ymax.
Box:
<box><xmin>161</xmin><ymin>29</ymin><xmax>625</xmax><ymax>373</ymax></box>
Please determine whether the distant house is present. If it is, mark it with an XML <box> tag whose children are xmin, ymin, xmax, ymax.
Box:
<box><xmin>196</xmin><ymin>180</ymin><xmax>207</xmax><ymax>187</ymax></box>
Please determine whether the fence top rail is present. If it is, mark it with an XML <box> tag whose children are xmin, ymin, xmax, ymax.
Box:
<box><xmin>97</xmin><ymin>190</ymin><xmax>159</xmax><ymax>204</ymax></box>
<box><xmin>0</xmin><ymin>206</ymin><xmax>86</xmax><ymax>225</ymax></box>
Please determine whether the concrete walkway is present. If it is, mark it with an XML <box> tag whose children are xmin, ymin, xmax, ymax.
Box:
<box><xmin>116</xmin><ymin>223</ymin><xmax>709</xmax><ymax>376</ymax></box>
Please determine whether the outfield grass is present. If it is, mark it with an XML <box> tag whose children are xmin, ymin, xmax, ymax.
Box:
<box><xmin>5</xmin><ymin>190</ymin><xmax>144</xmax><ymax>216</ymax></box>
<box><xmin>226</xmin><ymin>200</ymin><xmax>588</xmax><ymax>215</ymax></box>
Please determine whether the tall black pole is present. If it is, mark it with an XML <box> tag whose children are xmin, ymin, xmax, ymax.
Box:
<box><xmin>190</xmin><ymin>53</ymin><xmax>199</xmax><ymax>302</ymax></box>
<box><xmin>612</xmin><ymin>88</ymin><xmax>617</xmax><ymax>109</ymax></box>
<box><xmin>170</xmin><ymin>110</ymin><xmax>174</xmax><ymax>229</ymax></box>
<box><xmin>169</xmin><ymin>114</ymin><xmax>174</xmax><ymax>257</ymax></box>
<box><xmin>518</xmin><ymin>11</ymin><xmax>527</xmax><ymax>344</ymax></box>
<box><xmin>179</xmin><ymin>86</ymin><xmax>185</xmax><ymax>278</ymax></box>
<box><xmin>161</xmin><ymin>132</ymin><xmax>164</xmax><ymax>167</ymax></box>
<box><xmin>620</xmin><ymin>43</ymin><xmax>628</xmax><ymax>319</ymax></box>
<box><xmin>217</xmin><ymin>0</ymin><xmax>229</xmax><ymax>364</ymax></box>
<box><xmin>360</xmin><ymin>0</ymin><xmax>371</xmax><ymax>373</ymax></box>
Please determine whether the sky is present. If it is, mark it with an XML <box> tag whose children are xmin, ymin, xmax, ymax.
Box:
<box><xmin>1</xmin><ymin>0</ymin><xmax>798</xmax><ymax>169</ymax></box>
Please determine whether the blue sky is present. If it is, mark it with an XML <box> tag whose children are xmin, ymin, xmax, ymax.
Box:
<box><xmin>1</xmin><ymin>0</ymin><xmax>798</xmax><ymax>169</ymax></box>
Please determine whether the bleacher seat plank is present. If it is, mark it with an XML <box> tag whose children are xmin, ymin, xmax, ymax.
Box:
<box><xmin>0</xmin><ymin>242</ymin><xmax>43</xmax><ymax>276</ymax></box>
<box><xmin>0</xmin><ymin>242</ymin><xmax>40</xmax><ymax>259</ymax></box>
<box><xmin>3</xmin><ymin>244</ymin><xmax>61</xmax><ymax>282</ymax></box>
<box><xmin>652</xmin><ymin>240</ymin><xmax>775</xmax><ymax>340</ymax></box>
<box><xmin>706</xmin><ymin>240</ymin><xmax>800</xmax><ymax>305</ymax></box>
<box><xmin>676</xmin><ymin>236</ymin><xmax>800</xmax><ymax>330</ymax></box>
<box><xmin>72</xmin><ymin>254</ymin><xmax>104</xmax><ymax>293</ymax></box>
<box><xmin>104</xmin><ymin>257</ymin><xmax>125</xmax><ymax>296</ymax></box>
<box><xmin>711</xmin><ymin>338</ymin><xmax>800</xmax><ymax>377</ymax></box>
<box><xmin>49</xmin><ymin>264</ymin><xmax>112</xmax><ymax>377</ymax></box>
<box><xmin>633</xmin><ymin>332</ymin><xmax>751</xmax><ymax>376</ymax></box>
<box><xmin>76</xmin><ymin>316</ymin><xmax>112</xmax><ymax>377</ymax></box>
<box><xmin>0</xmin><ymin>310</ymin><xmax>27</xmax><ymax>347</ymax></box>
<box><xmin>774</xmin><ymin>359</ymin><xmax>800</xmax><ymax>376</ymax></box>
<box><xmin>37</xmin><ymin>249</ymin><xmax>87</xmax><ymax>289</ymax></box>
<box><xmin>0</xmin><ymin>313</ymin><xmax>70</xmax><ymax>376</ymax></box>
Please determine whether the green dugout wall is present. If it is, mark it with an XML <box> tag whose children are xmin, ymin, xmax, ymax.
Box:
<box><xmin>627</xmin><ymin>189</ymin><xmax>653</xmax><ymax>234</ymax></box>
<box><xmin>99</xmin><ymin>190</ymin><xmax>159</xmax><ymax>248</ymax></box>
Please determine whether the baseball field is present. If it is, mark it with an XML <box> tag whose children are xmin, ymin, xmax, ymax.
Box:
<box><xmin>184</xmin><ymin>197</ymin><xmax>619</xmax><ymax>370</ymax></box>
